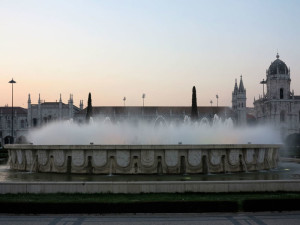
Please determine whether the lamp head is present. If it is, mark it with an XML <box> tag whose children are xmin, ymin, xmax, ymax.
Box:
<box><xmin>9</xmin><ymin>78</ymin><xmax>16</xmax><ymax>84</ymax></box>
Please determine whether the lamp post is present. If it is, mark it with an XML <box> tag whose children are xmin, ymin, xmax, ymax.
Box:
<box><xmin>260</xmin><ymin>79</ymin><xmax>267</xmax><ymax>98</ymax></box>
<box><xmin>210</xmin><ymin>100</ymin><xmax>213</xmax><ymax>119</ymax></box>
<box><xmin>8</xmin><ymin>78</ymin><xmax>16</xmax><ymax>144</ymax></box>
<box><xmin>123</xmin><ymin>97</ymin><xmax>126</xmax><ymax>107</ymax></box>
<box><xmin>142</xmin><ymin>93</ymin><xmax>146</xmax><ymax>107</ymax></box>
<box><xmin>216</xmin><ymin>94</ymin><xmax>219</xmax><ymax>107</ymax></box>
<box><xmin>142</xmin><ymin>93</ymin><xmax>146</xmax><ymax>117</ymax></box>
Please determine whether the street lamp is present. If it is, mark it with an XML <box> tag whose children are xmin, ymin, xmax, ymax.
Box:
<box><xmin>216</xmin><ymin>94</ymin><xmax>219</xmax><ymax>107</ymax></box>
<box><xmin>142</xmin><ymin>93</ymin><xmax>146</xmax><ymax>117</ymax></box>
<box><xmin>123</xmin><ymin>97</ymin><xmax>126</xmax><ymax>107</ymax></box>
<box><xmin>8</xmin><ymin>78</ymin><xmax>16</xmax><ymax>144</ymax></box>
<box><xmin>142</xmin><ymin>93</ymin><xmax>146</xmax><ymax>107</ymax></box>
<box><xmin>210</xmin><ymin>100</ymin><xmax>213</xmax><ymax>107</ymax></box>
<box><xmin>260</xmin><ymin>79</ymin><xmax>267</xmax><ymax>98</ymax></box>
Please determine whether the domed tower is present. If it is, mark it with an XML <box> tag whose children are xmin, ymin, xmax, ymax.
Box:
<box><xmin>266</xmin><ymin>53</ymin><xmax>291</xmax><ymax>100</ymax></box>
<box><xmin>254</xmin><ymin>53</ymin><xmax>299</xmax><ymax>139</ymax></box>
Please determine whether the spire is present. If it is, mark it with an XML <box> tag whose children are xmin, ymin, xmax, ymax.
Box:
<box><xmin>276</xmin><ymin>52</ymin><xmax>279</xmax><ymax>59</ymax></box>
<box><xmin>238</xmin><ymin>75</ymin><xmax>245</xmax><ymax>92</ymax></box>
<box><xmin>69</xmin><ymin>94</ymin><xmax>73</xmax><ymax>104</ymax></box>
<box><xmin>59</xmin><ymin>94</ymin><xmax>62</xmax><ymax>102</ymax></box>
<box><xmin>38</xmin><ymin>93</ymin><xmax>41</xmax><ymax>104</ymax></box>
<box><xmin>233</xmin><ymin>78</ymin><xmax>238</xmax><ymax>94</ymax></box>
<box><xmin>28</xmin><ymin>94</ymin><xmax>31</xmax><ymax>103</ymax></box>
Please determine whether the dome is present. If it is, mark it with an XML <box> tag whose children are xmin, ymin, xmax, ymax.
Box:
<box><xmin>268</xmin><ymin>53</ymin><xmax>288</xmax><ymax>75</ymax></box>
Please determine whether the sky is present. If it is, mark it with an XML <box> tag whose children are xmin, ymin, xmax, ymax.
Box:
<box><xmin>1</xmin><ymin>0</ymin><xmax>300</xmax><ymax>108</ymax></box>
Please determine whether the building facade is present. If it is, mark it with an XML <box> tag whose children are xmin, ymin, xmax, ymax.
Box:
<box><xmin>254</xmin><ymin>54</ymin><xmax>300</xmax><ymax>138</ymax></box>
<box><xmin>27</xmin><ymin>94</ymin><xmax>82</xmax><ymax>128</ymax></box>
<box><xmin>0</xmin><ymin>107</ymin><xmax>28</xmax><ymax>145</ymax></box>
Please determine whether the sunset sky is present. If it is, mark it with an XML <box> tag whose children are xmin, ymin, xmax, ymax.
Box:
<box><xmin>1</xmin><ymin>0</ymin><xmax>300</xmax><ymax>108</ymax></box>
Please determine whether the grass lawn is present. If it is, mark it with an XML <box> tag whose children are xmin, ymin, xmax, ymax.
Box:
<box><xmin>1</xmin><ymin>192</ymin><xmax>300</xmax><ymax>204</ymax></box>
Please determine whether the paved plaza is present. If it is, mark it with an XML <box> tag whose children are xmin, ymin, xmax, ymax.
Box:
<box><xmin>1</xmin><ymin>212</ymin><xmax>300</xmax><ymax>225</ymax></box>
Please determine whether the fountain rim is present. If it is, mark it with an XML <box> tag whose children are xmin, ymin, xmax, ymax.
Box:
<box><xmin>4</xmin><ymin>144</ymin><xmax>282</xmax><ymax>150</ymax></box>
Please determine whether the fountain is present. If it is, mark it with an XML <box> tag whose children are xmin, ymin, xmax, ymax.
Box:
<box><xmin>5</xmin><ymin>115</ymin><xmax>281</xmax><ymax>175</ymax></box>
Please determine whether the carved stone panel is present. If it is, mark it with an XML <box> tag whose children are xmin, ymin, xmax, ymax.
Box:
<box><xmin>72</xmin><ymin>150</ymin><xmax>85</xmax><ymax>167</ymax></box>
<box><xmin>229</xmin><ymin>150</ymin><xmax>239</xmax><ymax>166</ymax></box>
<box><xmin>10</xmin><ymin>150</ymin><xmax>16</xmax><ymax>164</ymax></box>
<box><xmin>257</xmin><ymin>149</ymin><xmax>265</xmax><ymax>163</ymax></box>
<box><xmin>38</xmin><ymin>150</ymin><xmax>48</xmax><ymax>166</ymax></box>
<box><xmin>17</xmin><ymin>150</ymin><xmax>23</xmax><ymax>164</ymax></box>
<box><xmin>246</xmin><ymin>149</ymin><xmax>254</xmax><ymax>164</ymax></box>
<box><xmin>188</xmin><ymin>150</ymin><xmax>202</xmax><ymax>166</ymax></box>
<box><xmin>165</xmin><ymin>150</ymin><xmax>178</xmax><ymax>167</ymax></box>
<box><xmin>25</xmin><ymin>150</ymin><xmax>33</xmax><ymax>165</ymax></box>
<box><xmin>210</xmin><ymin>150</ymin><xmax>221</xmax><ymax>166</ymax></box>
<box><xmin>267</xmin><ymin>148</ymin><xmax>273</xmax><ymax>161</ymax></box>
<box><xmin>93</xmin><ymin>150</ymin><xmax>107</xmax><ymax>167</ymax></box>
<box><xmin>53</xmin><ymin>150</ymin><xmax>65</xmax><ymax>167</ymax></box>
<box><xmin>141</xmin><ymin>150</ymin><xmax>155</xmax><ymax>167</ymax></box>
<box><xmin>116</xmin><ymin>150</ymin><xmax>130</xmax><ymax>167</ymax></box>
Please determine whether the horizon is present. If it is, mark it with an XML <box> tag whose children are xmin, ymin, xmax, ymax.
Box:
<box><xmin>1</xmin><ymin>0</ymin><xmax>300</xmax><ymax>108</ymax></box>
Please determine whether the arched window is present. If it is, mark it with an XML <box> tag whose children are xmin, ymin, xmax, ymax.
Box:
<box><xmin>280</xmin><ymin>88</ymin><xmax>284</xmax><ymax>99</ymax></box>
<box><xmin>280</xmin><ymin>111</ymin><xmax>285</xmax><ymax>123</ymax></box>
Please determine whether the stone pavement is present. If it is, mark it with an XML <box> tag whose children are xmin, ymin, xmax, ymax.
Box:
<box><xmin>1</xmin><ymin>212</ymin><xmax>300</xmax><ymax>225</ymax></box>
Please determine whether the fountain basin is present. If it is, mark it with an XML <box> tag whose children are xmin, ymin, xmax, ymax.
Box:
<box><xmin>5</xmin><ymin>144</ymin><xmax>280</xmax><ymax>174</ymax></box>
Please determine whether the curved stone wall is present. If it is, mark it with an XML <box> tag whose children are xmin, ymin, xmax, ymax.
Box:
<box><xmin>5</xmin><ymin>144</ymin><xmax>280</xmax><ymax>174</ymax></box>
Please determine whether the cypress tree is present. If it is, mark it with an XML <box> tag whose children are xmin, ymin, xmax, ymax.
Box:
<box><xmin>86</xmin><ymin>92</ymin><xmax>93</xmax><ymax>122</ymax></box>
<box><xmin>191</xmin><ymin>86</ymin><xmax>198</xmax><ymax>121</ymax></box>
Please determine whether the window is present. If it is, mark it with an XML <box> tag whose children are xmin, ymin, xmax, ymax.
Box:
<box><xmin>21</xmin><ymin>120</ymin><xmax>25</xmax><ymax>129</ymax></box>
<box><xmin>280</xmin><ymin>111</ymin><xmax>285</xmax><ymax>122</ymax></box>
<box><xmin>280</xmin><ymin>88</ymin><xmax>284</xmax><ymax>99</ymax></box>
<box><xmin>6</xmin><ymin>120</ymin><xmax>11</xmax><ymax>129</ymax></box>
<box><xmin>33</xmin><ymin>118</ymin><xmax>37</xmax><ymax>127</ymax></box>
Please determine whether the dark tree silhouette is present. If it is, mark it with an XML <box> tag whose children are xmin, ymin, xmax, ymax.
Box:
<box><xmin>191</xmin><ymin>86</ymin><xmax>198</xmax><ymax>121</ymax></box>
<box><xmin>86</xmin><ymin>92</ymin><xmax>93</xmax><ymax>122</ymax></box>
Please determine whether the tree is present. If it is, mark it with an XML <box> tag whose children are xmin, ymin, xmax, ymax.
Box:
<box><xmin>191</xmin><ymin>86</ymin><xmax>198</xmax><ymax>121</ymax></box>
<box><xmin>86</xmin><ymin>92</ymin><xmax>93</xmax><ymax>122</ymax></box>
